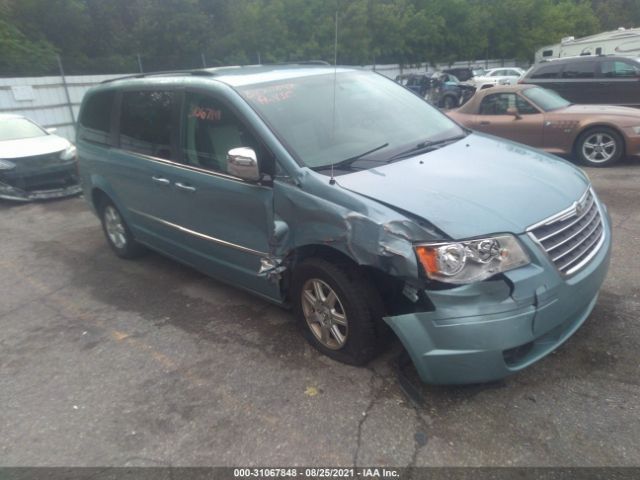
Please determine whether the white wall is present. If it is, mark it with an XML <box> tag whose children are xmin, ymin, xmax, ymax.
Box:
<box><xmin>0</xmin><ymin>74</ymin><xmax>128</xmax><ymax>142</ymax></box>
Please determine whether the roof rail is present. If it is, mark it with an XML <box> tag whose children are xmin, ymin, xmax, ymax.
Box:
<box><xmin>101</xmin><ymin>68</ymin><xmax>217</xmax><ymax>84</ymax></box>
<box><xmin>275</xmin><ymin>60</ymin><xmax>331</xmax><ymax>66</ymax></box>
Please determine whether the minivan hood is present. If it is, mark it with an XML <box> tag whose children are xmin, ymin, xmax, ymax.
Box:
<box><xmin>0</xmin><ymin>134</ymin><xmax>69</xmax><ymax>159</ymax></box>
<box><xmin>336</xmin><ymin>133</ymin><xmax>589</xmax><ymax>239</ymax></box>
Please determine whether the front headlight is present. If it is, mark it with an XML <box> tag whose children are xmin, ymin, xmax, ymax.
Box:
<box><xmin>0</xmin><ymin>159</ymin><xmax>16</xmax><ymax>170</ymax></box>
<box><xmin>415</xmin><ymin>234</ymin><xmax>530</xmax><ymax>284</ymax></box>
<box><xmin>632</xmin><ymin>126</ymin><xmax>640</xmax><ymax>135</ymax></box>
<box><xmin>60</xmin><ymin>145</ymin><xmax>77</xmax><ymax>161</ymax></box>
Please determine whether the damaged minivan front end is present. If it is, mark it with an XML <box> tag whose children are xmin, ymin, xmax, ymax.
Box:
<box><xmin>79</xmin><ymin>66</ymin><xmax>611</xmax><ymax>385</ymax></box>
<box><xmin>330</xmin><ymin>136</ymin><xmax>611</xmax><ymax>384</ymax></box>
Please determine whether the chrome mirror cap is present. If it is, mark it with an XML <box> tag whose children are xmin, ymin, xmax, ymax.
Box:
<box><xmin>227</xmin><ymin>147</ymin><xmax>260</xmax><ymax>182</ymax></box>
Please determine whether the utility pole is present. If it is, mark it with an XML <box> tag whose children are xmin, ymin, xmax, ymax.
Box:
<box><xmin>56</xmin><ymin>55</ymin><xmax>75</xmax><ymax>124</ymax></box>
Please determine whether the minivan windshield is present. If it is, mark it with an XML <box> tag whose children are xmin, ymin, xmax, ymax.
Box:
<box><xmin>0</xmin><ymin>118</ymin><xmax>47</xmax><ymax>142</ymax></box>
<box><xmin>237</xmin><ymin>71</ymin><xmax>465</xmax><ymax>172</ymax></box>
<box><xmin>522</xmin><ymin>86</ymin><xmax>570</xmax><ymax>111</ymax></box>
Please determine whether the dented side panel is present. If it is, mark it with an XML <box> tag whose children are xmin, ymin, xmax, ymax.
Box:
<box><xmin>270</xmin><ymin>169</ymin><xmax>442</xmax><ymax>285</ymax></box>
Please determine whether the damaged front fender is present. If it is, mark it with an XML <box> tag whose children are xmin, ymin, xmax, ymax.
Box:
<box><xmin>271</xmin><ymin>170</ymin><xmax>443</xmax><ymax>281</ymax></box>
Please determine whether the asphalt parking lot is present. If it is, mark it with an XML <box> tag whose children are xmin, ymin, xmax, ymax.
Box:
<box><xmin>1</xmin><ymin>160</ymin><xmax>639</xmax><ymax>467</ymax></box>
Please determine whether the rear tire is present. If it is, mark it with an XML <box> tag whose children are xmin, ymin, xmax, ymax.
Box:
<box><xmin>291</xmin><ymin>258</ymin><xmax>385</xmax><ymax>366</ymax></box>
<box><xmin>575</xmin><ymin>127</ymin><xmax>624</xmax><ymax>167</ymax></box>
<box><xmin>98</xmin><ymin>199</ymin><xmax>145</xmax><ymax>259</ymax></box>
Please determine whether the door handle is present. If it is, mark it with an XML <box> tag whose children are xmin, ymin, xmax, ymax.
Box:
<box><xmin>152</xmin><ymin>176</ymin><xmax>170</xmax><ymax>186</ymax></box>
<box><xmin>175</xmin><ymin>182</ymin><xmax>196</xmax><ymax>193</ymax></box>
<box><xmin>480</xmin><ymin>121</ymin><xmax>491</xmax><ymax>125</ymax></box>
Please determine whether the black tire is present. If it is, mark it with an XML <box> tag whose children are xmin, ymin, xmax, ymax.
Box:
<box><xmin>98</xmin><ymin>198</ymin><xmax>145</xmax><ymax>259</ymax></box>
<box><xmin>442</xmin><ymin>95</ymin><xmax>457</xmax><ymax>110</ymax></box>
<box><xmin>575</xmin><ymin>127</ymin><xmax>624</xmax><ymax>167</ymax></box>
<box><xmin>291</xmin><ymin>258</ymin><xmax>385</xmax><ymax>366</ymax></box>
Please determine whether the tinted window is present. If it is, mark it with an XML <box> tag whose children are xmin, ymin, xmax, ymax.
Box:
<box><xmin>562</xmin><ymin>61</ymin><xmax>596</xmax><ymax>78</ymax></box>
<box><xmin>542</xmin><ymin>50</ymin><xmax>554</xmax><ymax>57</ymax></box>
<box><xmin>119</xmin><ymin>91</ymin><xmax>174</xmax><ymax>159</ymax></box>
<box><xmin>79</xmin><ymin>90</ymin><xmax>115</xmax><ymax>145</ymax></box>
<box><xmin>531</xmin><ymin>63</ymin><xmax>563</xmax><ymax>79</ymax></box>
<box><xmin>601</xmin><ymin>60</ymin><xmax>640</xmax><ymax>78</ymax></box>
<box><xmin>182</xmin><ymin>92</ymin><xmax>261</xmax><ymax>174</ymax></box>
<box><xmin>479</xmin><ymin>93</ymin><xmax>538</xmax><ymax>115</ymax></box>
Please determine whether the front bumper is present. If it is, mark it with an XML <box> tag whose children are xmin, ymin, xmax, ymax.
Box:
<box><xmin>0</xmin><ymin>164</ymin><xmax>81</xmax><ymax>202</ymax></box>
<box><xmin>385</xmin><ymin>208</ymin><xmax>612</xmax><ymax>385</ymax></box>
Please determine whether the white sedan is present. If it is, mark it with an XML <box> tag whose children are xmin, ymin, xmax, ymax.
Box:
<box><xmin>470</xmin><ymin>68</ymin><xmax>525</xmax><ymax>89</ymax></box>
<box><xmin>0</xmin><ymin>114</ymin><xmax>80</xmax><ymax>201</ymax></box>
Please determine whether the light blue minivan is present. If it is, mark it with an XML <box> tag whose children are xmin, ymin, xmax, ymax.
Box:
<box><xmin>77</xmin><ymin>65</ymin><xmax>611</xmax><ymax>384</ymax></box>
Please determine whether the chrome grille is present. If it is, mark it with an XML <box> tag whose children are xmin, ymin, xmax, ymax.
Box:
<box><xmin>529</xmin><ymin>189</ymin><xmax>604</xmax><ymax>275</ymax></box>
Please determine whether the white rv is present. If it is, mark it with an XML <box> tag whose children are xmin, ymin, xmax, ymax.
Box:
<box><xmin>535</xmin><ymin>27</ymin><xmax>640</xmax><ymax>63</ymax></box>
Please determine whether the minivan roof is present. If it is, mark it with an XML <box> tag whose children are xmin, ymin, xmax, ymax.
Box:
<box><xmin>100</xmin><ymin>64</ymin><xmax>359</xmax><ymax>88</ymax></box>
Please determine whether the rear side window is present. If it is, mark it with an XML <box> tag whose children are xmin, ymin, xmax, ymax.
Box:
<box><xmin>530</xmin><ymin>63</ymin><xmax>563</xmax><ymax>79</ymax></box>
<box><xmin>542</xmin><ymin>50</ymin><xmax>554</xmax><ymax>58</ymax></box>
<box><xmin>601</xmin><ymin>60</ymin><xmax>640</xmax><ymax>78</ymax></box>
<box><xmin>119</xmin><ymin>90</ymin><xmax>175</xmax><ymax>160</ymax></box>
<box><xmin>562</xmin><ymin>61</ymin><xmax>596</xmax><ymax>79</ymax></box>
<box><xmin>78</xmin><ymin>90</ymin><xmax>115</xmax><ymax>145</ymax></box>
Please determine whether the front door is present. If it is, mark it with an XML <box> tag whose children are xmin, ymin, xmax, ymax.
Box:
<box><xmin>153</xmin><ymin>90</ymin><xmax>279</xmax><ymax>300</ymax></box>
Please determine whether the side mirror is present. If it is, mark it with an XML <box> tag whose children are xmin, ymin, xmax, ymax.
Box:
<box><xmin>46</xmin><ymin>127</ymin><xmax>57</xmax><ymax>134</ymax></box>
<box><xmin>227</xmin><ymin>147</ymin><xmax>260</xmax><ymax>182</ymax></box>
<box><xmin>506</xmin><ymin>106</ymin><xmax>522</xmax><ymax>119</ymax></box>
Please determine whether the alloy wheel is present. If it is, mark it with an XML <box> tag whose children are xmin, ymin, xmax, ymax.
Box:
<box><xmin>582</xmin><ymin>133</ymin><xmax>617</xmax><ymax>164</ymax></box>
<box><xmin>104</xmin><ymin>205</ymin><xmax>127</xmax><ymax>249</ymax></box>
<box><xmin>300</xmin><ymin>278</ymin><xmax>348</xmax><ymax>350</ymax></box>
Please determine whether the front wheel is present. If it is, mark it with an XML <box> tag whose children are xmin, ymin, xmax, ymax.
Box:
<box><xmin>291</xmin><ymin>259</ymin><xmax>384</xmax><ymax>365</ymax></box>
<box><xmin>575</xmin><ymin>128</ymin><xmax>624</xmax><ymax>167</ymax></box>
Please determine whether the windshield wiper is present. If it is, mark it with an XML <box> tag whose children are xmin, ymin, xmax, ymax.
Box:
<box><xmin>388</xmin><ymin>135</ymin><xmax>466</xmax><ymax>162</ymax></box>
<box><xmin>311</xmin><ymin>143</ymin><xmax>389</xmax><ymax>171</ymax></box>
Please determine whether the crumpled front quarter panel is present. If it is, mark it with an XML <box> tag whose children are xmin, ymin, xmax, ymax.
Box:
<box><xmin>272</xmin><ymin>171</ymin><xmax>441</xmax><ymax>280</ymax></box>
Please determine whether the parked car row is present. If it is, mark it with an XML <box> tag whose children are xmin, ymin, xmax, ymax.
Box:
<box><xmin>395</xmin><ymin>66</ymin><xmax>526</xmax><ymax>110</ymax></box>
<box><xmin>395</xmin><ymin>71</ymin><xmax>476</xmax><ymax>109</ymax></box>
